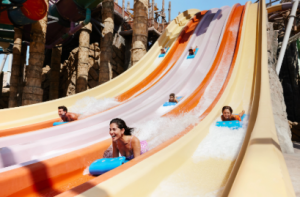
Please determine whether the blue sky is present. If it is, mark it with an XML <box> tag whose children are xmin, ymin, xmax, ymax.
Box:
<box><xmin>124</xmin><ymin>0</ymin><xmax>250</xmax><ymax>20</ymax></box>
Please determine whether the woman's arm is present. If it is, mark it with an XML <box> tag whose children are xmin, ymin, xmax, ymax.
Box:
<box><xmin>221</xmin><ymin>115</ymin><xmax>224</xmax><ymax>121</ymax></box>
<box><xmin>131</xmin><ymin>137</ymin><xmax>141</xmax><ymax>158</ymax></box>
<box><xmin>112</xmin><ymin>141</ymin><xmax>119</xmax><ymax>158</ymax></box>
<box><xmin>239</xmin><ymin>110</ymin><xmax>245</xmax><ymax>117</ymax></box>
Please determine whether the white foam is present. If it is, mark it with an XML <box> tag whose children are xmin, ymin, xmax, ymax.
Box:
<box><xmin>70</xmin><ymin>97</ymin><xmax>120</xmax><ymax>119</ymax></box>
<box><xmin>192</xmin><ymin>118</ymin><xmax>248</xmax><ymax>162</ymax></box>
<box><xmin>133</xmin><ymin>112</ymin><xmax>199</xmax><ymax>150</ymax></box>
<box><xmin>82</xmin><ymin>166</ymin><xmax>91</xmax><ymax>175</ymax></box>
<box><xmin>102</xmin><ymin>112</ymin><xmax>200</xmax><ymax>159</ymax></box>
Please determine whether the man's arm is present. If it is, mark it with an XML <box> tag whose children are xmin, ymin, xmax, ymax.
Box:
<box><xmin>68</xmin><ymin>113</ymin><xmax>79</xmax><ymax>121</ymax></box>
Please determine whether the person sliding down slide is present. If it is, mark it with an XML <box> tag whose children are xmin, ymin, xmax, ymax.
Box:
<box><xmin>221</xmin><ymin>106</ymin><xmax>245</xmax><ymax>121</ymax></box>
<box><xmin>161</xmin><ymin>48</ymin><xmax>167</xmax><ymax>54</ymax></box>
<box><xmin>188</xmin><ymin>46</ymin><xmax>198</xmax><ymax>56</ymax></box>
<box><xmin>110</xmin><ymin>118</ymin><xmax>148</xmax><ymax>160</ymax></box>
<box><xmin>58</xmin><ymin>106</ymin><xmax>79</xmax><ymax>122</ymax></box>
<box><xmin>169</xmin><ymin>93</ymin><xmax>178</xmax><ymax>103</ymax></box>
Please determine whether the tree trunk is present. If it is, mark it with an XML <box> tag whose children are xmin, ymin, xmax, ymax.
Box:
<box><xmin>22</xmin><ymin>0</ymin><xmax>49</xmax><ymax>106</ymax></box>
<box><xmin>8</xmin><ymin>27</ymin><xmax>23</xmax><ymax>108</ymax></box>
<box><xmin>99</xmin><ymin>0</ymin><xmax>114</xmax><ymax>85</ymax></box>
<box><xmin>49</xmin><ymin>45</ymin><xmax>62</xmax><ymax>99</ymax></box>
<box><xmin>76</xmin><ymin>23</ymin><xmax>92</xmax><ymax>93</ymax></box>
<box><xmin>130</xmin><ymin>0</ymin><xmax>148</xmax><ymax>67</ymax></box>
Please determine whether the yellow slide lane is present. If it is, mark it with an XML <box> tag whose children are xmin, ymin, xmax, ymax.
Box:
<box><xmin>73</xmin><ymin>1</ymin><xmax>295</xmax><ymax>197</ymax></box>
<box><xmin>0</xmin><ymin>9</ymin><xmax>199</xmax><ymax>130</ymax></box>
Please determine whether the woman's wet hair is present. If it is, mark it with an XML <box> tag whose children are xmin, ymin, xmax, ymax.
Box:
<box><xmin>110</xmin><ymin>118</ymin><xmax>134</xmax><ymax>135</ymax></box>
<box><xmin>170</xmin><ymin>93</ymin><xmax>175</xmax><ymax>97</ymax></box>
<box><xmin>222</xmin><ymin>106</ymin><xmax>233</xmax><ymax>114</ymax></box>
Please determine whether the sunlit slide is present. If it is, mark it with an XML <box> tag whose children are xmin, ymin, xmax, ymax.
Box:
<box><xmin>0</xmin><ymin>1</ymin><xmax>295</xmax><ymax>197</ymax></box>
<box><xmin>0</xmin><ymin>10</ymin><xmax>205</xmax><ymax>148</ymax></box>
<box><xmin>0</xmin><ymin>4</ymin><xmax>245</xmax><ymax>197</ymax></box>
<box><xmin>0</xmin><ymin>10</ymin><xmax>204</xmax><ymax>196</ymax></box>
<box><xmin>61</xmin><ymin>1</ymin><xmax>294</xmax><ymax>197</ymax></box>
<box><xmin>0</xmin><ymin>6</ymin><xmax>231</xmax><ymax>167</ymax></box>
<box><xmin>0</xmin><ymin>9</ymin><xmax>199</xmax><ymax>134</ymax></box>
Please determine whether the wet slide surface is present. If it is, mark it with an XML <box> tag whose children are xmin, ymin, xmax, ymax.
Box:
<box><xmin>0</xmin><ymin>1</ymin><xmax>296</xmax><ymax>197</ymax></box>
<box><xmin>56</xmin><ymin>1</ymin><xmax>294</xmax><ymax>197</ymax></box>
<box><xmin>0</xmin><ymin>6</ymin><xmax>230</xmax><ymax>169</ymax></box>
<box><xmin>0</xmin><ymin>11</ymin><xmax>213</xmax><ymax>197</ymax></box>
<box><xmin>0</xmin><ymin>9</ymin><xmax>199</xmax><ymax>132</ymax></box>
<box><xmin>0</xmin><ymin>10</ymin><xmax>204</xmax><ymax>148</ymax></box>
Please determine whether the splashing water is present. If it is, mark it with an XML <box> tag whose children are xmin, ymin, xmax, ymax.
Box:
<box><xmin>133</xmin><ymin>113</ymin><xmax>199</xmax><ymax>150</ymax></box>
<box><xmin>192</xmin><ymin>118</ymin><xmax>248</xmax><ymax>163</ymax></box>
<box><xmin>102</xmin><ymin>112</ymin><xmax>200</xmax><ymax>158</ymax></box>
<box><xmin>70</xmin><ymin>97</ymin><xmax>120</xmax><ymax>119</ymax></box>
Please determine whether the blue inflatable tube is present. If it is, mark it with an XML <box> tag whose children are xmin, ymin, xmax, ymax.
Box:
<box><xmin>215</xmin><ymin>114</ymin><xmax>246</xmax><ymax>129</ymax></box>
<box><xmin>158</xmin><ymin>47</ymin><xmax>170</xmax><ymax>58</ymax></box>
<box><xmin>163</xmin><ymin>96</ymin><xmax>183</xmax><ymax>107</ymax></box>
<box><xmin>187</xmin><ymin>48</ymin><xmax>199</xmax><ymax>59</ymax></box>
<box><xmin>163</xmin><ymin>102</ymin><xmax>177</xmax><ymax>107</ymax></box>
<box><xmin>89</xmin><ymin>157</ymin><xmax>129</xmax><ymax>175</ymax></box>
<box><xmin>53</xmin><ymin>122</ymin><xmax>68</xmax><ymax>126</ymax></box>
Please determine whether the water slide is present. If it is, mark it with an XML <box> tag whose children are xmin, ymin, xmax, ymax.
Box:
<box><xmin>0</xmin><ymin>5</ymin><xmax>231</xmax><ymax>165</ymax></box>
<box><xmin>0</xmin><ymin>4</ymin><xmax>243</xmax><ymax>196</ymax></box>
<box><xmin>0</xmin><ymin>1</ymin><xmax>296</xmax><ymax>197</ymax></box>
<box><xmin>0</xmin><ymin>9</ymin><xmax>206</xmax><ymax>196</ymax></box>
<box><xmin>0</xmin><ymin>8</ymin><xmax>198</xmax><ymax>134</ymax></box>
<box><xmin>62</xmin><ymin>1</ymin><xmax>294</xmax><ymax>197</ymax></box>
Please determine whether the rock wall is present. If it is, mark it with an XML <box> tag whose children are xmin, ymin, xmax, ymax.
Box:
<box><xmin>279</xmin><ymin>40</ymin><xmax>300</xmax><ymax>122</ymax></box>
<box><xmin>267</xmin><ymin>22</ymin><xmax>294</xmax><ymax>153</ymax></box>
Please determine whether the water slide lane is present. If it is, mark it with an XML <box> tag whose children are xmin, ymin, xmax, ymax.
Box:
<box><xmin>53</xmin><ymin>4</ymin><xmax>245</xmax><ymax>197</ymax></box>
<box><xmin>0</xmin><ymin>7</ymin><xmax>228</xmax><ymax>167</ymax></box>
<box><xmin>225</xmin><ymin>0</ymin><xmax>295</xmax><ymax>196</ymax></box>
<box><xmin>0</xmin><ymin>9</ymin><xmax>199</xmax><ymax>132</ymax></box>
<box><xmin>0</xmin><ymin>12</ymin><xmax>206</xmax><ymax>197</ymax></box>
<box><xmin>69</xmin><ymin>2</ymin><xmax>295</xmax><ymax>197</ymax></box>
<box><xmin>0</xmin><ymin>11</ymin><xmax>205</xmax><ymax>148</ymax></box>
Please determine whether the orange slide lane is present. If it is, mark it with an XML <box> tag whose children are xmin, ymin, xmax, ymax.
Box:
<box><xmin>166</xmin><ymin>4</ymin><xmax>244</xmax><ymax>117</ymax></box>
<box><xmin>116</xmin><ymin>11</ymin><xmax>205</xmax><ymax>102</ymax></box>
<box><xmin>0</xmin><ymin>12</ymin><xmax>205</xmax><ymax>197</ymax></box>
<box><xmin>0</xmin><ymin>6</ymin><xmax>245</xmax><ymax>196</ymax></box>
<box><xmin>0</xmin><ymin>11</ymin><xmax>206</xmax><ymax>139</ymax></box>
<box><xmin>57</xmin><ymin>4</ymin><xmax>245</xmax><ymax>197</ymax></box>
